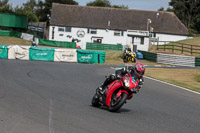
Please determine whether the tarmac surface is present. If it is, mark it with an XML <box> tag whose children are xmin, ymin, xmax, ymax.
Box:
<box><xmin>0</xmin><ymin>59</ymin><xmax>200</xmax><ymax>133</ymax></box>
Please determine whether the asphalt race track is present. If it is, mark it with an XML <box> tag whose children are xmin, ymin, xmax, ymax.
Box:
<box><xmin>0</xmin><ymin>59</ymin><xmax>200</xmax><ymax>133</ymax></box>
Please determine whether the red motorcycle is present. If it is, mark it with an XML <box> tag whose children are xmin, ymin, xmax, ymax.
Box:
<box><xmin>91</xmin><ymin>72</ymin><xmax>142</xmax><ymax>112</ymax></box>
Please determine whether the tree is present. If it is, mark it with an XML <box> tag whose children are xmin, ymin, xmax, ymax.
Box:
<box><xmin>0</xmin><ymin>0</ymin><xmax>13</xmax><ymax>13</ymax></box>
<box><xmin>15</xmin><ymin>0</ymin><xmax>39</xmax><ymax>22</ymax></box>
<box><xmin>86</xmin><ymin>0</ymin><xmax>128</xmax><ymax>9</ymax></box>
<box><xmin>87</xmin><ymin>0</ymin><xmax>111</xmax><ymax>7</ymax></box>
<box><xmin>112</xmin><ymin>5</ymin><xmax>128</xmax><ymax>9</ymax></box>
<box><xmin>159</xmin><ymin>0</ymin><xmax>200</xmax><ymax>34</ymax></box>
<box><xmin>158</xmin><ymin>7</ymin><xmax>164</xmax><ymax>11</ymax></box>
<box><xmin>35</xmin><ymin>0</ymin><xmax>45</xmax><ymax>21</ymax></box>
<box><xmin>36</xmin><ymin>0</ymin><xmax>78</xmax><ymax>24</ymax></box>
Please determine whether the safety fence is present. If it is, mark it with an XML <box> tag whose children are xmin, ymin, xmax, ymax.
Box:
<box><xmin>139</xmin><ymin>50</ymin><xmax>200</xmax><ymax>67</ymax></box>
<box><xmin>38</xmin><ymin>39</ymin><xmax>76</xmax><ymax>48</ymax></box>
<box><xmin>77</xmin><ymin>49</ymin><xmax>105</xmax><ymax>64</ymax></box>
<box><xmin>196</xmin><ymin>57</ymin><xmax>200</xmax><ymax>67</ymax></box>
<box><xmin>86</xmin><ymin>42</ymin><xmax>123</xmax><ymax>51</ymax></box>
<box><xmin>138</xmin><ymin>50</ymin><xmax>157</xmax><ymax>62</ymax></box>
<box><xmin>0</xmin><ymin>45</ymin><xmax>105</xmax><ymax>64</ymax></box>
<box><xmin>0</xmin><ymin>45</ymin><xmax>8</xmax><ymax>58</ymax></box>
<box><xmin>0</xmin><ymin>30</ymin><xmax>22</xmax><ymax>38</ymax></box>
<box><xmin>156</xmin><ymin>42</ymin><xmax>200</xmax><ymax>56</ymax></box>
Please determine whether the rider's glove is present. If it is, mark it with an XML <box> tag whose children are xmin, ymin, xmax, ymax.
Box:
<box><xmin>110</xmin><ymin>74</ymin><xmax>116</xmax><ymax>80</ymax></box>
<box><xmin>138</xmin><ymin>78</ymin><xmax>144</xmax><ymax>88</ymax></box>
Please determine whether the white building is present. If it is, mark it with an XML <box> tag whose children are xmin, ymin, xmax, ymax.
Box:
<box><xmin>49</xmin><ymin>3</ymin><xmax>189</xmax><ymax>51</ymax></box>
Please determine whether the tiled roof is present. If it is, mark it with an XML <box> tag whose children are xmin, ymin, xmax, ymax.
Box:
<box><xmin>50</xmin><ymin>3</ymin><xmax>188</xmax><ymax>35</ymax></box>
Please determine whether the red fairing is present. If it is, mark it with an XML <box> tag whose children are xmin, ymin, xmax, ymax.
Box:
<box><xmin>106</xmin><ymin>80</ymin><xmax>123</xmax><ymax>106</ymax></box>
<box><xmin>123</xmin><ymin>73</ymin><xmax>138</xmax><ymax>90</ymax></box>
<box><xmin>117</xmin><ymin>90</ymin><xmax>129</xmax><ymax>98</ymax></box>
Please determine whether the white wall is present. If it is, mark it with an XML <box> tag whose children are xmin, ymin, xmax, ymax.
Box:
<box><xmin>154</xmin><ymin>33</ymin><xmax>190</xmax><ymax>45</ymax></box>
<box><xmin>49</xmin><ymin>26</ymin><xmax>149</xmax><ymax>51</ymax></box>
<box><xmin>49</xmin><ymin>26</ymin><xmax>190</xmax><ymax>51</ymax></box>
<box><xmin>49</xmin><ymin>26</ymin><xmax>126</xmax><ymax>45</ymax></box>
<box><xmin>133</xmin><ymin>37</ymin><xmax>149</xmax><ymax>51</ymax></box>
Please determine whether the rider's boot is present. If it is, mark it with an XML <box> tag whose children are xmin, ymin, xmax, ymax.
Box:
<box><xmin>97</xmin><ymin>74</ymin><xmax>116</xmax><ymax>94</ymax></box>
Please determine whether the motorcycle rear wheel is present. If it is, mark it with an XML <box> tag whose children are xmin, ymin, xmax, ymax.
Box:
<box><xmin>109</xmin><ymin>92</ymin><xmax>128</xmax><ymax>112</ymax></box>
<box><xmin>133</xmin><ymin>58</ymin><xmax>136</xmax><ymax>63</ymax></box>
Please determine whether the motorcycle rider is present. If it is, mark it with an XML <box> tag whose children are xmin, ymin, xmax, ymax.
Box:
<box><xmin>124</xmin><ymin>46</ymin><xmax>131</xmax><ymax>53</ymax></box>
<box><xmin>99</xmin><ymin>63</ymin><xmax>145</xmax><ymax>93</ymax></box>
<box><xmin>123</xmin><ymin>46</ymin><xmax>131</xmax><ymax>57</ymax></box>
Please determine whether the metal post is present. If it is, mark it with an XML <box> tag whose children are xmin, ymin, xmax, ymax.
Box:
<box><xmin>157</xmin><ymin>42</ymin><xmax>159</xmax><ymax>50</ymax></box>
<box><xmin>182</xmin><ymin>43</ymin><xmax>183</xmax><ymax>54</ymax></box>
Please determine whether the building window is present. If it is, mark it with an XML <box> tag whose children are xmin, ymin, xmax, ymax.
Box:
<box><xmin>114</xmin><ymin>31</ymin><xmax>124</xmax><ymax>36</ymax></box>
<box><xmin>59</xmin><ymin>34</ymin><xmax>63</xmax><ymax>36</ymax></box>
<box><xmin>65</xmin><ymin>26</ymin><xmax>71</xmax><ymax>32</ymax></box>
<box><xmin>141</xmin><ymin>37</ymin><xmax>144</xmax><ymax>45</ymax></box>
<box><xmin>88</xmin><ymin>28</ymin><xmax>97</xmax><ymax>34</ymax></box>
<box><xmin>58</xmin><ymin>27</ymin><xmax>65</xmax><ymax>32</ymax></box>
<box><xmin>153</xmin><ymin>33</ymin><xmax>156</xmax><ymax>37</ymax></box>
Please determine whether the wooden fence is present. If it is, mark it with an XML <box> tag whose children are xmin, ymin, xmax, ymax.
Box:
<box><xmin>156</xmin><ymin>42</ymin><xmax>200</xmax><ymax>56</ymax></box>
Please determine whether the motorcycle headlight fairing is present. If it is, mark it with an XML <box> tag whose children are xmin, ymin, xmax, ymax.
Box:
<box><xmin>124</xmin><ymin>77</ymin><xmax>130</xmax><ymax>88</ymax></box>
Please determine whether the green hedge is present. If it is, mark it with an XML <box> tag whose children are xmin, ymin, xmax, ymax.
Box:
<box><xmin>39</xmin><ymin>39</ymin><xmax>76</xmax><ymax>48</ymax></box>
<box><xmin>86</xmin><ymin>42</ymin><xmax>122</xmax><ymax>51</ymax></box>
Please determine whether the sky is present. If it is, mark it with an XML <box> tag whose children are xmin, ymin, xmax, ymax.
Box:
<box><xmin>9</xmin><ymin>0</ymin><xmax>171</xmax><ymax>11</ymax></box>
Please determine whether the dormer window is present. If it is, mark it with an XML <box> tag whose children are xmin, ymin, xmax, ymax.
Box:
<box><xmin>88</xmin><ymin>28</ymin><xmax>97</xmax><ymax>34</ymax></box>
<box><xmin>114</xmin><ymin>31</ymin><xmax>124</xmax><ymax>36</ymax></box>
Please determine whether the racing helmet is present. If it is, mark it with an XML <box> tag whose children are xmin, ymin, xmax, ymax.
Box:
<box><xmin>127</xmin><ymin>46</ymin><xmax>131</xmax><ymax>51</ymax></box>
<box><xmin>134</xmin><ymin>63</ymin><xmax>145</xmax><ymax>78</ymax></box>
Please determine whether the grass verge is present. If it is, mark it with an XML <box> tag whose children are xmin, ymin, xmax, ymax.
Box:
<box><xmin>145</xmin><ymin>68</ymin><xmax>200</xmax><ymax>92</ymax></box>
<box><xmin>0</xmin><ymin>36</ymin><xmax>32</xmax><ymax>46</ymax></box>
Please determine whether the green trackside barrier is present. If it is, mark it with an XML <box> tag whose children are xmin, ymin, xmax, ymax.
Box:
<box><xmin>0</xmin><ymin>45</ymin><xmax>8</xmax><ymax>59</ymax></box>
<box><xmin>195</xmin><ymin>57</ymin><xmax>200</xmax><ymax>67</ymax></box>
<box><xmin>39</xmin><ymin>39</ymin><xmax>76</xmax><ymax>48</ymax></box>
<box><xmin>138</xmin><ymin>50</ymin><xmax>157</xmax><ymax>62</ymax></box>
<box><xmin>77</xmin><ymin>49</ymin><xmax>105</xmax><ymax>64</ymax></box>
<box><xmin>29</xmin><ymin>46</ymin><xmax>55</xmax><ymax>61</ymax></box>
<box><xmin>86</xmin><ymin>42</ymin><xmax>123</xmax><ymax>51</ymax></box>
<box><xmin>0</xmin><ymin>30</ymin><xmax>22</xmax><ymax>38</ymax></box>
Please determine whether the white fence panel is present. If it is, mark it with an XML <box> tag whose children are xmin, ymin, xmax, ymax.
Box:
<box><xmin>21</xmin><ymin>33</ymin><xmax>34</xmax><ymax>41</ymax></box>
<box><xmin>54</xmin><ymin>49</ymin><xmax>77</xmax><ymax>62</ymax></box>
<box><xmin>157</xmin><ymin>53</ymin><xmax>195</xmax><ymax>67</ymax></box>
<box><xmin>8</xmin><ymin>45</ymin><xmax>30</xmax><ymax>60</ymax></box>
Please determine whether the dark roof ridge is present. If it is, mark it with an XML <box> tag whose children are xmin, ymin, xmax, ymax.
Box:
<box><xmin>51</xmin><ymin>3</ymin><xmax>188</xmax><ymax>35</ymax></box>
<box><xmin>52</xmin><ymin>3</ymin><xmax>173</xmax><ymax>14</ymax></box>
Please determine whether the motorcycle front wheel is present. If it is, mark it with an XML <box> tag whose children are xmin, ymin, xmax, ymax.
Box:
<box><xmin>109</xmin><ymin>92</ymin><xmax>128</xmax><ymax>112</ymax></box>
<box><xmin>91</xmin><ymin>94</ymin><xmax>101</xmax><ymax>107</ymax></box>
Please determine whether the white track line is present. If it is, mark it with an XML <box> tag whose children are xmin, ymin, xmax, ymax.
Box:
<box><xmin>144</xmin><ymin>76</ymin><xmax>200</xmax><ymax>95</ymax></box>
